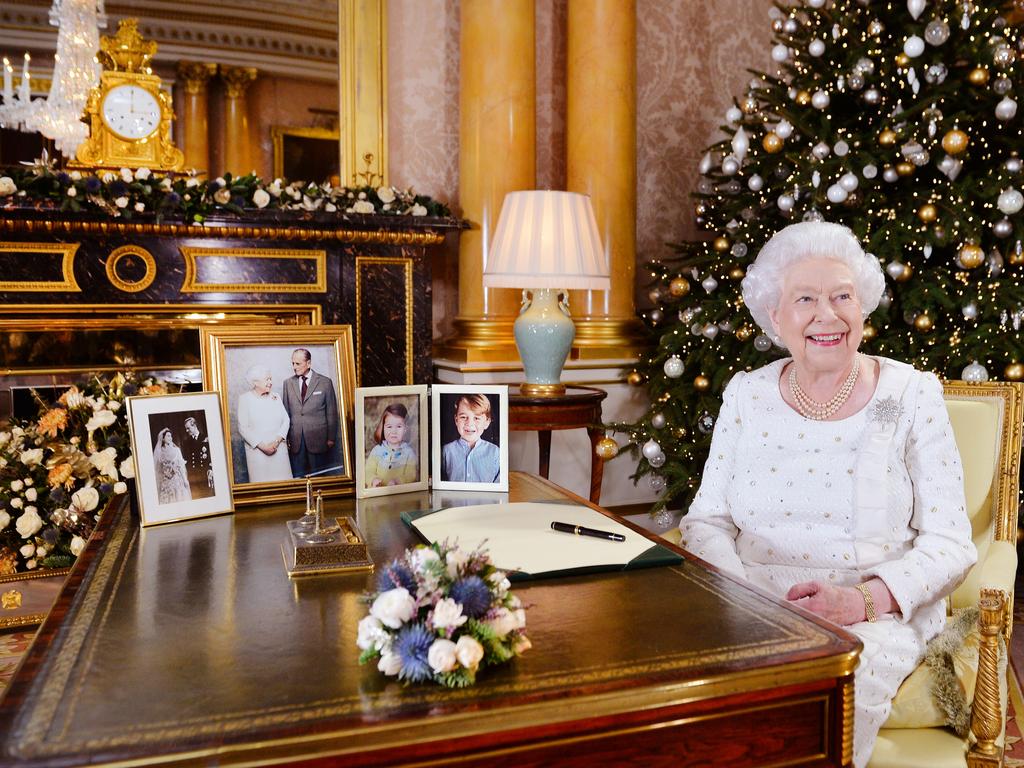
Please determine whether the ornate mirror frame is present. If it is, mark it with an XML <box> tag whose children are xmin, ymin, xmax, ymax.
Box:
<box><xmin>340</xmin><ymin>0</ymin><xmax>388</xmax><ymax>186</ymax></box>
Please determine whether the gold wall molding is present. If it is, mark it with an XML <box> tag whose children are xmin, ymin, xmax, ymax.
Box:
<box><xmin>355</xmin><ymin>256</ymin><xmax>413</xmax><ymax>383</ymax></box>
<box><xmin>0</xmin><ymin>218</ymin><xmax>445</xmax><ymax>245</ymax></box>
<box><xmin>0</xmin><ymin>242</ymin><xmax>81</xmax><ymax>292</ymax></box>
<box><xmin>180</xmin><ymin>247</ymin><xmax>327</xmax><ymax>293</ymax></box>
<box><xmin>105</xmin><ymin>245</ymin><xmax>157</xmax><ymax>293</ymax></box>
<box><xmin>339</xmin><ymin>0</ymin><xmax>388</xmax><ymax>185</ymax></box>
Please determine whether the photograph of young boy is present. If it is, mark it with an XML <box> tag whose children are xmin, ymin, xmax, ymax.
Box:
<box><xmin>440</xmin><ymin>393</ymin><xmax>500</xmax><ymax>483</ymax></box>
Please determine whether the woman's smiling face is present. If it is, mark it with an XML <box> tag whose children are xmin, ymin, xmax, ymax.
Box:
<box><xmin>769</xmin><ymin>258</ymin><xmax>863</xmax><ymax>374</ymax></box>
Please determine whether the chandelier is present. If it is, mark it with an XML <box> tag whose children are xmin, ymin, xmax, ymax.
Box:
<box><xmin>0</xmin><ymin>0</ymin><xmax>106</xmax><ymax>158</ymax></box>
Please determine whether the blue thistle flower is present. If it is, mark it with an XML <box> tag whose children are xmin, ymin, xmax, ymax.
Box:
<box><xmin>394</xmin><ymin>622</ymin><xmax>434</xmax><ymax>683</ymax></box>
<box><xmin>49</xmin><ymin>487</ymin><xmax>66</xmax><ymax>506</ymax></box>
<box><xmin>56</xmin><ymin>172</ymin><xmax>71</xmax><ymax>186</ymax></box>
<box><xmin>449</xmin><ymin>576</ymin><xmax>491</xmax><ymax>619</ymax></box>
<box><xmin>98</xmin><ymin>482</ymin><xmax>113</xmax><ymax>495</ymax></box>
<box><xmin>109</xmin><ymin>180</ymin><xmax>128</xmax><ymax>196</ymax></box>
<box><xmin>84</xmin><ymin>177</ymin><xmax>102</xmax><ymax>194</ymax></box>
<box><xmin>41</xmin><ymin>527</ymin><xmax>58</xmax><ymax>545</ymax></box>
<box><xmin>231</xmin><ymin>195</ymin><xmax>245</xmax><ymax>208</ymax></box>
<box><xmin>377</xmin><ymin>559</ymin><xmax>417</xmax><ymax>593</ymax></box>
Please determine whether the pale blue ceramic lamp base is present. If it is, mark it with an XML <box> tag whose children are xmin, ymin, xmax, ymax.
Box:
<box><xmin>513</xmin><ymin>288</ymin><xmax>575</xmax><ymax>396</ymax></box>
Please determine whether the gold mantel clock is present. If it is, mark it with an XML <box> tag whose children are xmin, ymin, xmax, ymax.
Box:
<box><xmin>73</xmin><ymin>19</ymin><xmax>184</xmax><ymax>171</ymax></box>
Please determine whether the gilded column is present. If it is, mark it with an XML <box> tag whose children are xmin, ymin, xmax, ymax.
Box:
<box><xmin>176</xmin><ymin>62</ymin><xmax>216</xmax><ymax>176</ymax></box>
<box><xmin>439</xmin><ymin>0</ymin><xmax>535</xmax><ymax>361</ymax></box>
<box><xmin>567</xmin><ymin>0</ymin><xmax>645</xmax><ymax>357</ymax></box>
<box><xmin>219</xmin><ymin>66</ymin><xmax>258</xmax><ymax>178</ymax></box>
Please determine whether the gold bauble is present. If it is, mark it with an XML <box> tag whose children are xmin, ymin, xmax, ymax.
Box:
<box><xmin>1010</xmin><ymin>249</ymin><xmax>1024</xmax><ymax>266</ymax></box>
<box><xmin>959</xmin><ymin>243</ymin><xmax>985</xmax><ymax>269</ymax></box>
<box><xmin>669</xmin><ymin>277</ymin><xmax>690</xmax><ymax>297</ymax></box>
<box><xmin>913</xmin><ymin>314</ymin><xmax>933</xmax><ymax>331</ymax></box>
<box><xmin>694</xmin><ymin>375</ymin><xmax>710</xmax><ymax>392</ymax></box>
<box><xmin>968</xmin><ymin>67</ymin><xmax>990</xmax><ymax>86</ymax></box>
<box><xmin>713</xmin><ymin>236</ymin><xmax>730</xmax><ymax>252</ymax></box>
<box><xmin>917</xmin><ymin>204</ymin><xmax>938</xmax><ymax>223</ymax></box>
<box><xmin>1005</xmin><ymin>363</ymin><xmax>1024</xmax><ymax>381</ymax></box>
<box><xmin>896</xmin><ymin>161</ymin><xmax>915</xmax><ymax>177</ymax></box>
<box><xmin>735</xmin><ymin>326</ymin><xmax>753</xmax><ymax>341</ymax></box>
<box><xmin>878</xmin><ymin>129</ymin><xmax>898</xmax><ymax>146</ymax></box>
<box><xmin>795</xmin><ymin>90</ymin><xmax>812</xmax><ymax>106</ymax></box>
<box><xmin>941</xmin><ymin>129</ymin><xmax>969</xmax><ymax>155</ymax></box>
<box><xmin>595</xmin><ymin>437</ymin><xmax>619</xmax><ymax>460</ymax></box>
<box><xmin>762</xmin><ymin>132</ymin><xmax>784</xmax><ymax>153</ymax></box>
<box><xmin>862</xmin><ymin>324</ymin><xmax>877</xmax><ymax>341</ymax></box>
<box><xmin>627</xmin><ymin>371</ymin><xmax>644</xmax><ymax>386</ymax></box>
<box><xmin>674</xmin><ymin>427</ymin><xmax>688</xmax><ymax>439</ymax></box>
<box><xmin>729</xmin><ymin>267</ymin><xmax>745</xmax><ymax>280</ymax></box>
<box><xmin>894</xmin><ymin>263</ymin><xmax>913</xmax><ymax>282</ymax></box>
<box><xmin>741</xmin><ymin>95</ymin><xmax>759</xmax><ymax>114</ymax></box>
<box><xmin>895</xmin><ymin>53</ymin><xmax>910</xmax><ymax>68</ymax></box>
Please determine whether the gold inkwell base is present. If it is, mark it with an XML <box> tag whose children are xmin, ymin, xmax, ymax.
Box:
<box><xmin>282</xmin><ymin>516</ymin><xmax>374</xmax><ymax>577</ymax></box>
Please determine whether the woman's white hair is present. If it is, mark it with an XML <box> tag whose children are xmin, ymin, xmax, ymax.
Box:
<box><xmin>245</xmin><ymin>363</ymin><xmax>272</xmax><ymax>388</ymax></box>
<box><xmin>740</xmin><ymin>221</ymin><xmax>885</xmax><ymax>341</ymax></box>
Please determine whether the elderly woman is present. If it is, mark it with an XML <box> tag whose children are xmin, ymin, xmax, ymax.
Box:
<box><xmin>236</xmin><ymin>364</ymin><xmax>292</xmax><ymax>483</ymax></box>
<box><xmin>679</xmin><ymin>221</ymin><xmax>976</xmax><ymax>768</ymax></box>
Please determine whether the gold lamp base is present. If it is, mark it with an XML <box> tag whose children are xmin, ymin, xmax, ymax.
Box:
<box><xmin>519</xmin><ymin>382</ymin><xmax>567</xmax><ymax>397</ymax></box>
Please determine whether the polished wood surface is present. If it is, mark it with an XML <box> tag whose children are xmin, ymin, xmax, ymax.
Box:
<box><xmin>0</xmin><ymin>474</ymin><xmax>859</xmax><ymax>767</ymax></box>
<box><xmin>508</xmin><ymin>386</ymin><xmax>608</xmax><ymax>503</ymax></box>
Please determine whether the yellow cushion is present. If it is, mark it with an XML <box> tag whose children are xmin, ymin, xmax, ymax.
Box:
<box><xmin>944</xmin><ymin>398</ymin><xmax>998</xmax><ymax>534</ymax></box>
<box><xmin>869</xmin><ymin>727</ymin><xmax>967</xmax><ymax>768</ymax></box>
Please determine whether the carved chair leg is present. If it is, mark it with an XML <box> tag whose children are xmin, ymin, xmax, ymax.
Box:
<box><xmin>968</xmin><ymin>588</ymin><xmax>1006</xmax><ymax>768</ymax></box>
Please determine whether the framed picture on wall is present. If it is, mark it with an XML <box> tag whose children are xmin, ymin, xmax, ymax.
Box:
<box><xmin>431</xmin><ymin>384</ymin><xmax>509</xmax><ymax>493</ymax></box>
<box><xmin>200</xmin><ymin>325</ymin><xmax>356</xmax><ymax>505</ymax></box>
<box><xmin>354</xmin><ymin>385</ymin><xmax>429</xmax><ymax>499</ymax></box>
<box><xmin>271</xmin><ymin>126</ymin><xmax>341</xmax><ymax>186</ymax></box>
<box><xmin>125</xmin><ymin>391</ymin><xmax>234</xmax><ymax>527</ymax></box>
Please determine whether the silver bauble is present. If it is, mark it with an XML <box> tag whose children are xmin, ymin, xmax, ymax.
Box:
<box><xmin>651</xmin><ymin>412</ymin><xmax>667</xmax><ymax>429</ymax></box>
<box><xmin>827</xmin><ymin>184</ymin><xmax>849</xmax><ymax>203</ymax></box>
<box><xmin>993</xmin><ymin>45</ymin><xmax>1015</xmax><ymax>69</ymax></box>
<box><xmin>679</xmin><ymin>308</ymin><xmax>695</xmax><ymax>324</ymax></box>
<box><xmin>653</xmin><ymin>508</ymin><xmax>673</xmax><ymax>527</ymax></box>
<box><xmin>697</xmin><ymin>413</ymin><xmax>716</xmax><ymax>434</ymax></box>
<box><xmin>811</xmin><ymin>90</ymin><xmax>831</xmax><ymax>109</ymax></box>
<box><xmin>663</xmin><ymin>355</ymin><xmax>685</xmax><ymax>378</ymax></box>
<box><xmin>775</xmin><ymin>120</ymin><xmax>794</xmax><ymax>139</ymax></box>
<box><xmin>784</xmin><ymin>18</ymin><xmax>799</xmax><ymax>34</ymax></box>
<box><xmin>855</xmin><ymin>56</ymin><xmax>875</xmax><ymax>75</ymax></box>
<box><xmin>994</xmin><ymin>76</ymin><xmax>1013</xmax><ymax>95</ymax></box>
<box><xmin>649</xmin><ymin>475</ymin><xmax>667</xmax><ymax>492</ymax></box>
<box><xmin>988</xmin><ymin>249</ymin><xmax>1005</xmax><ymax>276</ymax></box>
<box><xmin>962</xmin><ymin>301</ymin><xmax>979</xmax><ymax>320</ymax></box>
<box><xmin>996</xmin><ymin>97</ymin><xmax>1018</xmax><ymax>122</ymax></box>
<box><xmin>690</xmin><ymin>323</ymin><xmax>703</xmax><ymax>336</ymax></box>
<box><xmin>883</xmin><ymin>167</ymin><xmax>899</xmax><ymax>183</ymax></box>
<box><xmin>725</xmin><ymin>106</ymin><xmax>743</xmax><ymax>123</ymax></box>
<box><xmin>962</xmin><ymin>360</ymin><xmax>990</xmax><ymax>382</ymax></box>
<box><xmin>777</xmin><ymin>194</ymin><xmax>795</xmax><ymax>212</ymax></box>
<box><xmin>834</xmin><ymin>140</ymin><xmax>850</xmax><ymax>156</ymax></box>
<box><xmin>731</xmin><ymin>243</ymin><xmax>749</xmax><ymax>258</ymax></box>
<box><xmin>839</xmin><ymin>172</ymin><xmax>859</xmax><ymax>191</ymax></box>
<box><xmin>721</xmin><ymin>155</ymin><xmax>740</xmax><ymax>175</ymax></box>
<box><xmin>862</xmin><ymin>164</ymin><xmax>878</xmax><ymax>179</ymax></box>
<box><xmin>903</xmin><ymin>35</ymin><xmax>925</xmax><ymax>58</ymax></box>
<box><xmin>747</xmin><ymin>174</ymin><xmax>764</xmax><ymax>192</ymax></box>
<box><xmin>642</xmin><ymin>438</ymin><xmax>663</xmax><ymax>460</ymax></box>
<box><xmin>702</xmin><ymin>323</ymin><xmax>719</xmax><ymax>339</ymax></box>
<box><xmin>812</xmin><ymin>142</ymin><xmax>831</xmax><ymax>160</ymax></box>
<box><xmin>998</xmin><ymin>187</ymin><xmax>1024</xmax><ymax>215</ymax></box>
<box><xmin>648</xmin><ymin>452</ymin><xmax>666</xmax><ymax>468</ymax></box>
<box><xmin>648</xmin><ymin>289</ymin><xmax>661</xmax><ymax>303</ymax></box>
<box><xmin>696</xmin><ymin>179</ymin><xmax>715</xmax><ymax>195</ymax></box>
<box><xmin>863</xmin><ymin>88</ymin><xmax>881</xmax><ymax>105</ymax></box>
<box><xmin>1006</xmin><ymin>157</ymin><xmax>1023</xmax><ymax>174</ymax></box>
<box><xmin>771</xmin><ymin>44</ymin><xmax>790</xmax><ymax>63</ymax></box>
<box><xmin>649</xmin><ymin>309</ymin><xmax>664</xmax><ymax>325</ymax></box>
<box><xmin>924</xmin><ymin>63</ymin><xmax>948</xmax><ymax>84</ymax></box>
<box><xmin>701</xmin><ymin>276</ymin><xmax>719</xmax><ymax>293</ymax></box>
<box><xmin>802</xmin><ymin>208</ymin><xmax>825</xmax><ymax>222</ymax></box>
<box><xmin>924</xmin><ymin>19</ymin><xmax>950</xmax><ymax>46</ymax></box>
<box><xmin>994</xmin><ymin>218</ymin><xmax>1014</xmax><ymax>238</ymax></box>
<box><xmin>753</xmin><ymin>334</ymin><xmax>773</xmax><ymax>352</ymax></box>
<box><xmin>878</xmin><ymin>290</ymin><xmax>892</xmax><ymax>309</ymax></box>
<box><xmin>886</xmin><ymin>261</ymin><xmax>907</xmax><ymax>279</ymax></box>
<box><xmin>868</xmin><ymin>19</ymin><xmax>884</xmax><ymax>36</ymax></box>
<box><xmin>808</xmin><ymin>39</ymin><xmax>826</xmax><ymax>57</ymax></box>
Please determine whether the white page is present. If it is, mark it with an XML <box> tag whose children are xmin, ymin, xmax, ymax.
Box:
<box><xmin>411</xmin><ymin>502</ymin><xmax>653</xmax><ymax>574</ymax></box>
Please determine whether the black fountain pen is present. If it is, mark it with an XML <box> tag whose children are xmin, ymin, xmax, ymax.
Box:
<box><xmin>550</xmin><ymin>521</ymin><xmax>626</xmax><ymax>542</ymax></box>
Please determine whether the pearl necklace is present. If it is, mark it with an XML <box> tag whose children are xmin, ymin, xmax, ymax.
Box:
<box><xmin>788</xmin><ymin>356</ymin><xmax>860</xmax><ymax>421</ymax></box>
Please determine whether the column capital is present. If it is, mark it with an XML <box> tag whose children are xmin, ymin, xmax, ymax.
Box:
<box><xmin>176</xmin><ymin>61</ymin><xmax>217</xmax><ymax>95</ymax></box>
<box><xmin>219</xmin><ymin>65</ymin><xmax>258</xmax><ymax>99</ymax></box>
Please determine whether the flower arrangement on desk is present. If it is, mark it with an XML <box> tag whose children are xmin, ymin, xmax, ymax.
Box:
<box><xmin>0</xmin><ymin>153</ymin><xmax>451</xmax><ymax>223</ymax></box>
<box><xmin>357</xmin><ymin>542</ymin><xmax>531</xmax><ymax>688</ymax></box>
<box><xmin>0</xmin><ymin>372</ymin><xmax>167</xmax><ymax>574</ymax></box>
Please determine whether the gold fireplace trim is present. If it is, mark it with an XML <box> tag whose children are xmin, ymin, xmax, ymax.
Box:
<box><xmin>105</xmin><ymin>245</ymin><xmax>157</xmax><ymax>293</ymax></box>
<box><xmin>0</xmin><ymin>242</ymin><xmax>81</xmax><ymax>292</ymax></box>
<box><xmin>179</xmin><ymin>247</ymin><xmax>327</xmax><ymax>294</ymax></box>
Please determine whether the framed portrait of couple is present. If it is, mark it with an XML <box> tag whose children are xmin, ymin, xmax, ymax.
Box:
<box><xmin>200</xmin><ymin>325</ymin><xmax>356</xmax><ymax>506</ymax></box>
<box><xmin>354</xmin><ymin>383</ymin><xmax>509</xmax><ymax>498</ymax></box>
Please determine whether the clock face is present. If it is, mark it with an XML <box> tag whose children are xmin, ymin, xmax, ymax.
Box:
<box><xmin>101</xmin><ymin>84</ymin><xmax>161</xmax><ymax>140</ymax></box>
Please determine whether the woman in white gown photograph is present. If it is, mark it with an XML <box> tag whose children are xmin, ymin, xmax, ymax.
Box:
<box><xmin>153</xmin><ymin>428</ymin><xmax>192</xmax><ymax>504</ymax></box>
<box><xmin>236</xmin><ymin>364</ymin><xmax>292</xmax><ymax>483</ymax></box>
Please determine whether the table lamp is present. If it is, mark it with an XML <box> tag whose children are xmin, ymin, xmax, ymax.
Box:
<box><xmin>483</xmin><ymin>190</ymin><xmax>610</xmax><ymax>396</ymax></box>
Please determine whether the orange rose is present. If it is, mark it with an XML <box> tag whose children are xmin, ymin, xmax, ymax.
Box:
<box><xmin>37</xmin><ymin>408</ymin><xmax>68</xmax><ymax>438</ymax></box>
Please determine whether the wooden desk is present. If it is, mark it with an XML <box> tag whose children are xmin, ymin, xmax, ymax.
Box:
<box><xmin>0</xmin><ymin>474</ymin><xmax>859</xmax><ymax>767</ymax></box>
<box><xmin>508</xmin><ymin>385</ymin><xmax>608</xmax><ymax>503</ymax></box>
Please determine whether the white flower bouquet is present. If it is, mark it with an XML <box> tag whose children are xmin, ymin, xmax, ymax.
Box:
<box><xmin>357</xmin><ymin>542</ymin><xmax>531</xmax><ymax>687</ymax></box>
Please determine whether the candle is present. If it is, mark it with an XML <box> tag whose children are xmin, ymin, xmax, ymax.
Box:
<box><xmin>2</xmin><ymin>58</ymin><xmax>11</xmax><ymax>104</ymax></box>
<box><xmin>305</xmin><ymin>478</ymin><xmax>312</xmax><ymax>512</ymax></box>
<box><xmin>18</xmin><ymin>53</ymin><xmax>29</xmax><ymax>103</ymax></box>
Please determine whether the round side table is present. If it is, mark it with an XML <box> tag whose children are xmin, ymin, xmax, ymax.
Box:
<box><xmin>507</xmin><ymin>385</ymin><xmax>608</xmax><ymax>504</ymax></box>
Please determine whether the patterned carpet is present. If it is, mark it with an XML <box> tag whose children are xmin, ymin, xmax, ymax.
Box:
<box><xmin>0</xmin><ymin>629</ymin><xmax>34</xmax><ymax>694</ymax></box>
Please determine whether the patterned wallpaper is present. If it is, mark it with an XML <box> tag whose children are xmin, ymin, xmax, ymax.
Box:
<box><xmin>386</xmin><ymin>1</ymin><xmax>774</xmax><ymax>338</ymax></box>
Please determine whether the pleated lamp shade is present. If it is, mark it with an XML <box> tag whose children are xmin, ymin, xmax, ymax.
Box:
<box><xmin>482</xmin><ymin>191</ymin><xmax>610</xmax><ymax>290</ymax></box>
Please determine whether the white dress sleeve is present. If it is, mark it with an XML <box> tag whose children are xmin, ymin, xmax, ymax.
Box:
<box><xmin>679</xmin><ymin>372</ymin><xmax>749</xmax><ymax>580</ymax></box>
<box><xmin>866</xmin><ymin>372</ymin><xmax>978</xmax><ymax>622</ymax></box>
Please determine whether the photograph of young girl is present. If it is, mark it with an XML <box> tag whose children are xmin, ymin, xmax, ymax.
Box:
<box><xmin>355</xmin><ymin>385</ymin><xmax>428</xmax><ymax>498</ymax></box>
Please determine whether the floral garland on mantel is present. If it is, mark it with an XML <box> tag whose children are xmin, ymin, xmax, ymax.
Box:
<box><xmin>0</xmin><ymin>154</ymin><xmax>451</xmax><ymax>223</ymax></box>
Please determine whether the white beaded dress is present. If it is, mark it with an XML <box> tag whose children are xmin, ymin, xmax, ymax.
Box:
<box><xmin>679</xmin><ymin>356</ymin><xmax>976</xmax><ymax>768</ymax></box>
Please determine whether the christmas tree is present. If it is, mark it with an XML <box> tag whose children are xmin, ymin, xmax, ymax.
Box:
<box><xmin>615</xmin><ymin>0</ymin><xmax>1024</xmax><ymax>517</ymax></box>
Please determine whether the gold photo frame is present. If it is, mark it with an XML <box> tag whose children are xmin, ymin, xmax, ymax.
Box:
<box><xmin>201</xmin><ymin>325</ymin><xmax>356</xmax><ymax>506</ymax></box>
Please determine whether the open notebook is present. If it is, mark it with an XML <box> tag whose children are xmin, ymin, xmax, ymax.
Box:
<box><xmin>401</xmin><ymin>501</ymin><xmax>682</xmax><ymax>580</ymax></box>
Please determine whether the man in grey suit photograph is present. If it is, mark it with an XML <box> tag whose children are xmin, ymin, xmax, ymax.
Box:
<box><xmin>283</xmin><ymin>348</ymin><xmax>341</xmax><ymax>478</ymax></box>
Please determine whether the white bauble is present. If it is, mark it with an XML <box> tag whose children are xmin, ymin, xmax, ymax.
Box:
<box><xmin>826</xmin><ymin>184</ymin><xmax>848</xmax><ymax>203</ymax></box>
<box><xmin>699</xmin><ymin>152</ymin><xmax>714</xmax><ymax>174</ymax></box>
<box><xmin>808</xmin><ymin>39</ymin><xmax>826</xmax><ymax>57</ymax></box>
<box><xmin>839</xmin><ymin>172</ymin><xmax>860</xmax><ymax>191</ymax></box>
<box><xmin>721</xmin><ymin>155</ymin><xmax>740</xmax><ymax>175</ymax></box>
<box><xmin>996</xmin><ymin>97</ymin><xmax>1018</xmax><ymax>122</ymax></box>
<box><xmin>807</xmin><ymin>0</ymin><xmax>826</xmax><ymax>7</ymax></box>
<box><xmin>702</xmin><ymin>323</ymin><xmax>720</xmax><ymax>339</ymax></box>
<box><xmin>747</xmin><ymin>174</ymin><xmax>764</xmax><ymax>192</ymax></box>
<box><xmin>962</xmin><ymin>301</ymin><xmax>979</xmax><ymax>320</ymax></box>
<box><xmin>886</xmin><ymin>260</ymin><xmax>907</xmax><ymax>279</ymax></box>
<box><xmin>903</xmin><ymin>35</ymin><xmax>925</xmax><ymax>57</ymax></box>
<box><xmin>812</xmin><ymin>142</ymin><xmax>831</xmax><ymax>160</ymax></box>
<box><xmin>731</xmin><ymin>127</ymin><xmax>750</xmax><ymax>161</ymax></box>
<box><xmin>642</xmin><ymin>439</ymin><xmax>663</xmax><ymax>460</ymax></box>
<box><xmin>862</xmin><ymin>164</ymin><xmax>878</xmax><ymax>179</ymax></box>
<box><xmin>811</xmin><ymin>90</ymin><xmax>830</xmax><ymax>109</ymax></box>
<box><xmin>775</xmin><ymin>119</ymin><xmax>794</xmax><ymax>139</ymax></box>
<box><xmin>753</xmin><ymin>334</ymin><xmax>774</xmax><ymax>352</ymax></box>
<box><xmin>663</xmin><ymin>355</ymin><xmax>684</xmax><ymax>378</ymax></box>
<box><xmin>701</xmin><ymin>276</ymin><xmax>719</xmax><ymax>293</ymax></box>
<box><xmin>883</xmin><ymin>167</ymin><xmax>899</xmax><ymax>183</ymax></box>
<box><xmin>907</xmin><ymin>0</ymin><xmax>926</xmax><ymax>20</ymax></box>
<box><xmin>725</xmin><ymin>106</ymin><xmax>743</xmax><ymax>123</ymax></box>
<box><xmin>834</xmin><ymin>140</ymin><xmax>849</xmax><ymax>156</ymax></box>
<box><xmin>998</xmin><ymin>187</ymin><xmax>1024</xmax><ymax>215</ymax></box>
<box><xmin>771</xmin><ymin>44</ymin><xmax>790</xmax><ymax>63</ymax></box>
<box><xmin>648</xmin><ymin>453</ymin><xmax>666</xmax><ymax>469</ymax></box>
<box><xmin>777</xmin><ymin>194</ymin><xmax>795</xmax><ymax>212</ymax></box>
<box><xmin>962</xmin><ymin>361</ymin><xmax>990</xmax><ymax>382</ymax></box>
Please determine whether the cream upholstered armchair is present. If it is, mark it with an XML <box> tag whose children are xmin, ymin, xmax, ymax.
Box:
<box><xmin>869</xmin><ymin>380</ymin><xmax>1022</xmax><ymax>768</ymax></box>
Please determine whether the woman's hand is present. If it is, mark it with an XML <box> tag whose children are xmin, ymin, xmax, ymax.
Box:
<box><xmin>786</xmin><ymin>581</ymin><xmax>866</xmax><ymax>625</ymax></box>
<box><xmin>258</xmin><ymin>438</ymin><xmax>282</xmax><ymax>456</ymax></box>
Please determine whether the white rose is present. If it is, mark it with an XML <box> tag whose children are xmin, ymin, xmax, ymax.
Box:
<box><xmin>253</xmin><ymin>188</ymin><xmax>271</xmax><ymax>208</ymax></box>
<box><xmin>186</xmin><ymin>177</ymin><xmax>199</xmax><ymax>188</ymax></box>
<box><xmin>411</xmin><ymin>204</ymin><xmax>428</xmax><ymax>216</ymax></box>
<box><xmin>10</xmin><ymin>480</ymin><xmax>23</xmax><ymax>492</ymax></box>
<box><xmin>135</xmin><ymin>167</ymin><xmax>151</xmax><ymax>180</ymax></box>
<box><xmin>113</xmin><ymin>481</ymin><xmax>127</xmax><ymax>494</ymax></box>
<box><xmin>377</xmin><ymin>651</ymin><xmax>402</xmax><ymax>676</ymax></box>
<box><xmin>369</xmin><ymin>588</ymin><xmax>417</xmax><ymax>629</ymax></box>
<box><xmin>10</xmin><ymin>498</ymin><xmax>22</xmax><ymax>509</ymax></box>
<box><xmin>455</xmin><ymin>635</ymin><xmax>485</xmax><ymax>670</ymax></box>
<box><xmin>102</xmin><ymin>172</ymin><xmax>115</xmax><ymax>183</ymax></box>
<box><xmin>70</xmin><ymin>535</ymin><xmax>86</xmax><ymax>557</ymax></box>
<box><xmin>485</xmin><ymin>607</ymin><xmax>521</xmax><ymax>638</ymax></box>
<box><xmin>70</xmin><ymin>171</ymin><xmax>82</xmax><ymax>181</ymax></box>
<box><xmin>114</xmin><ymin>196</ymin><xmax>129</xmax><ymax>209</ymax></box>
<box><xmin>25</xmin><ymin>488</ymin><xmax>37</xmax><ymax>502</ymax></box>
<box><xmin>427</xmin><ymin>638</ymin><xmax>458</xmax><ymax>674</ymax></box>
<box><xmin>134</xmin><ymin>202</ymin><xmax>145</xmax><ymax>212</ymax></box>
<box><xmin>71</xmin><ymin>486</ymin><xmax>100</xmax><ymax>513</ymax></box>
<box><xmin>119</xmin><ymin>456</ymin><xmax>136</xmax><ymax>479</ymax></box>
<box><xmin>25</xmin><ymin>559</ymin><xmax>36</xmax><ymax>570</ymax></box>
<box><xmin>15</xmin><ymin>508</ymin><xmax>43</xmax><ymax>538</ymax></box>
<box><xmin>67</xmin><ymin>187</ymin><xmax>77</xmax><ymax>198</ymax></box>
<box><xmin>376</xmin><ymin>186</ymin><xmax>396</xmax><ymax>204</ymax></box>
<box><xmin>356</xmin><ymin>615</ymin><xmax>388</xmax><ymax>651</ymax></box>
<box><xmin>411</xmin><ymin>547</ymin><xmax>441</xmax><ymax>571</ymax></box>
<box><xmin>325</xmin><ymin>202</ymin><xmax>337</xmax><ymax>212</ymax></box>
<box><xmin>19</xmin><ymin>543</ymin><xmax>34</xmax><ymax>558</ymax></box>
<box><xmin>85</xmin><ymin>409</ymin><xmax>117</xmax><ymax>433</ymax></box>
<box><xmin>0</xmin><ymin>511</ymin><xmax>9</xmax><ymax>530</ymax></box>
<box><xmin>107</xmin><ymin>400</ymin><xmax>121</xmax><ymax>411</ymax></box>
<box><xmin>89</xmin><ymin>446</ymin><xmax>119</xmax><ymax>479</ymax></box>
<box><xmin>0</xmin><ymin>177</ymin><xmax>17</xmax><ymax>196</ymax></box>
<box><xmin>269</xmin><ymin>179</ymin><xmax>283</xmax><ymax>197</ymax></box>
<box><xmin>159</xmin><ymin>177</ymin><xmax>172</xmax><ymax>190</ymax></box>
<box><xmin>445</xmin><ymin>548</ymin><xmax>470</xmax><ymax>579</ymax></box>
<box><xmin>353</xmin><ymin>200</ymin><xmax>375</xmax><ymax>214</ymax></box>
<box><xmin>19</xmin><ymin>448</ymin><xmax>42</xmax><ymax>467</ymax></box>
<box><xmin>431</xmin><ymin>597</ymin><xmax>468</xmax><ymax>631</ymax></box>
<box><xmin>214</xmin><ymin>188</ymin><xmax>231</xmax><ymax>204</ymax></box>
<box><xmin>120</xmin><ymin>167</ymin><xmax>134</xmax><ymax>182</ymax></box>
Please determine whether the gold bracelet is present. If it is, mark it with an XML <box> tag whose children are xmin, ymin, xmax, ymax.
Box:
<box><xmin>854</xmin><ymin>582</ymin><xmax>877</xmax><ymax>622</ymax></box>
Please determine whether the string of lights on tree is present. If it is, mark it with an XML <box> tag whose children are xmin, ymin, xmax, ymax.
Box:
<box><xmin>604</xmin><ymin>0</ymin><xmax>1024</xmax><ymax>521</ymax></box>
